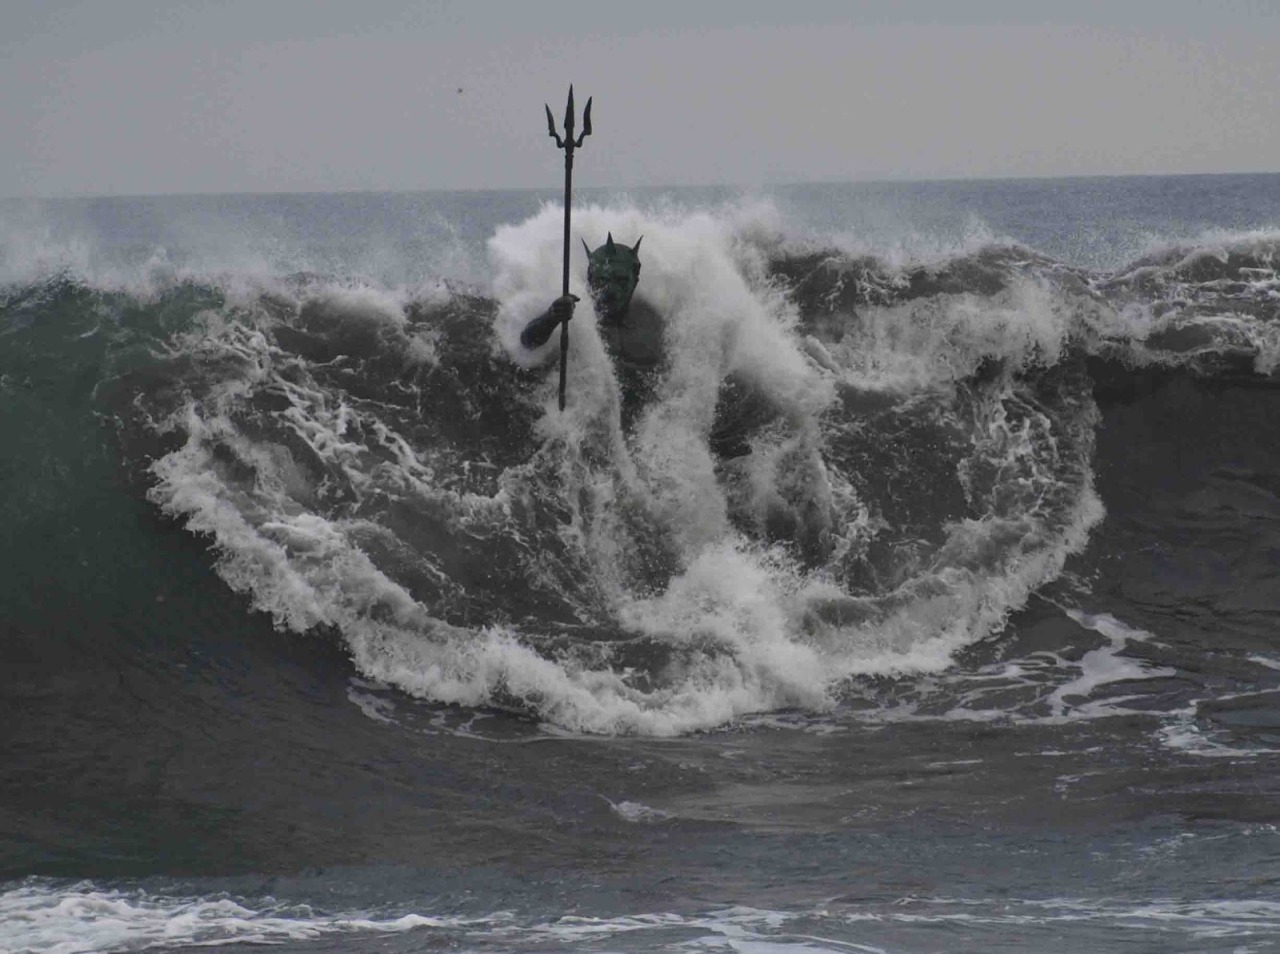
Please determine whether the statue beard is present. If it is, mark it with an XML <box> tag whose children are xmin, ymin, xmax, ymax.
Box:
<box><xmin>591</xmin><ymin>283</ymin><xmax>635</xmax><ymax>324</ymax></box>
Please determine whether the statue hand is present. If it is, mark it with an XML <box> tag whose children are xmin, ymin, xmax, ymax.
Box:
<box><xmin>551</xmin><ymin>294</ymin><xmax>579</xmax><ymax>324</ymax></box>
<box><xmin>521</xmin><ymin>294</ymin><xmax>582</xmax><ymax>350</ymax></box>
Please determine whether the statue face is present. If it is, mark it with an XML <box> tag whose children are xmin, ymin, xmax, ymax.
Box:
<box><xmin>585</xmin><ymin>233</ymin><xmax>642</xmax><ymax>320</ymax></box>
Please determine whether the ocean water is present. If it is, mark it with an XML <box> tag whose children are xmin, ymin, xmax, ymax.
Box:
<box><xmin>2</xmin><ymin>174</ymin><xmax>1279</xmax><ymax>953</ymax></box>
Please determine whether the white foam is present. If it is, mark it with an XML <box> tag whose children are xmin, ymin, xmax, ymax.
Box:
<box><xmin>1085</xmin><ymin>228</ymin><xmax>1280</xmax><ymax>374</ymax></box>
<box><xmin>515</xmin><ymin>897</ymin><xmax>1280</xmax><ymax>950</ymax></box>
<box><xmin>491</xmin><ymin>201</ymin><xmax>831</xmax><ymax>416</ymax></box>
<box><xmin>810</xmin><ymin>209</ymin><xmax>1010</xmax><ymax>274</ymax></box>
<box><xmin>1125</xmin><ymin>226</ymin><xmax>1280</xmax><ymax>271</ymax></box>
<box><xmin>1157</xmin><ymin>708</ymin><xmax>1280</xmax><ymax>759</ymax></box>
<box><xmin>129</xmin><ymin>198</ymin><xmax>1116</xmax><ymax>736</ymax></box>
<box><xmin>346</xmin><ymin>678</ymin><xmax>398</xmax><ymax>725</ymax></box>
<box><xmin>844</xmin><ymin>605</ymin><xmax>1188</xmax><ymax>729</ymax></box>
<box><xmin>13</xmin><ymin>884</ymin><xmax>1279</xmax><ymax>954</ymax></box>
<box><xmin>604</xmin><ymin>798</ymin><xmax>673</xmax><ymax>823</ymax></box>
<box><xmin>825</xmin><ymin>273</ymin><xmax>1076</xmax><ymax>391</ymax></box>
<box><xmin>1046</xmin><ymin>611</ymin><xmax>1177</xmax><ymax>719</ymax></box>
<box><xmin>0</xmin><ymin>881</ymin><xmax>461</xmax><ymax>954</ymax></box>
<box><xmin>0</xmin><ymin>193</ymin><xmax>489</xmax><ymax>301</ymax></box>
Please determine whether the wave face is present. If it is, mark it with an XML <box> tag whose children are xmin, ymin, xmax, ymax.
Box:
<box><xmin>2</xmin><ymin>193</ymin><xmax>1278</xmax><ymax>738</ymax></box>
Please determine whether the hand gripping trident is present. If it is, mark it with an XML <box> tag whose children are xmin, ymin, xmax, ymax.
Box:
<box><xmin>544</xmin><ymin>85</ymin><xmax>592</xmax><ymax>411</ymax></box>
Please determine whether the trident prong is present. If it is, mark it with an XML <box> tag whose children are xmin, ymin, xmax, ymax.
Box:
<box><xmin>544</xmin><ymin>104</ymin><xmax>564</xmax><ymax>149</ymax></box>
<box><xmin>544</xmin><ymin>85</ymin><xmax>592</xmax><ymax>154</ymax></box>
<box><xmin>578</xmin><ymin>97</ymin><xmax>592</xmax><ymax>146</ymax></box>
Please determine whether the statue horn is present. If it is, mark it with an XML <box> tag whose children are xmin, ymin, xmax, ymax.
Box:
<box><xmin>606</xmin><ymin>232</ymin><xmax>616</xmax><ymax>255</ymax></box>
<box><xmin>581</xmin><ymin>237</ymin><xmax>591</xmax><ymax>259</ymax></box>
<box><xmin>632</xmin><ymin>235</ymin><xmax>642</xmax><ymax>255</ymax></box>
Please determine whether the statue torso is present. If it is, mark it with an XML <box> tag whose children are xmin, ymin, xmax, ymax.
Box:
<box><xmin>598</xmin><ymin>297</ymin><xmax>664</xmax><ymax>371</ymax></box>
<box><xmin>597</xmin><ymin>296</ymin><xmax>664</xmax><ymax>426</ymax></box>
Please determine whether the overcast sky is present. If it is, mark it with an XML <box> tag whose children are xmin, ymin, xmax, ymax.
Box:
<box><xmin>2</xmin><ymin>0</ymin><xmax>1277</xmax><ymax>198</ymax></box>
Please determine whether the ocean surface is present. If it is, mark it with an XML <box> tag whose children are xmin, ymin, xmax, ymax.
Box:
<box><xmin>2</xmin><ymin>174</ymin><xmax>1280</xmax><ymax>953</ymax></box>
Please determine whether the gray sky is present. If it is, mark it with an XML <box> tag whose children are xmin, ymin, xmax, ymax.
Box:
<box><xmin>2</xmin><ymin>0</ymin><xmax>1277</xmax><ymax>198</ymax></box>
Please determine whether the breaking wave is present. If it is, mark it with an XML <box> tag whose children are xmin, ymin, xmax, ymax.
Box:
<box><xmin>4</xmin><ymin>199</ymin><xmax>1277</xmax><ymax>735</ymax></box>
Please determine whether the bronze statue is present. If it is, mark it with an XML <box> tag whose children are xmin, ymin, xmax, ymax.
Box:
<box><xmin>520</xmin><ymin>233</ymin><xmax>664</xmax><ymax>426</ymax></box>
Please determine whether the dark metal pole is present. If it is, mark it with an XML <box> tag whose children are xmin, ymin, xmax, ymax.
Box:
<box><xmin>559</xmin><ymin>144</ymin><xmax>572</xmax><ymax>411</ymax></box>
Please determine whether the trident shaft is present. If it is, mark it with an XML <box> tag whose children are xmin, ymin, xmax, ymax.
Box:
<box><xmin>544</xmin><ymin>85</ymin><xmax>592</xmax><ymax>411</ymax></box>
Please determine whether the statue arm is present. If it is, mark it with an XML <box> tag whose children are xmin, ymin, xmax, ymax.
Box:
<box><xmin>520</xmin><ymin>294</ymin><xmax>578</xmax><ymax>349</ymax></box>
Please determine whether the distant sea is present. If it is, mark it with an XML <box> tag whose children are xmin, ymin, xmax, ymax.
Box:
<box><xmin>3</xmin><ymin>174</ymin><xmax>1280</xmax><ymax>953</ymax></box>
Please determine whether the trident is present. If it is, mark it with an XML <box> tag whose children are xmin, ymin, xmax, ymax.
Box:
<box><xmin>544</xmin><ymin>85</ymin><xmax>592</xmax><ymax>411</ymax></box>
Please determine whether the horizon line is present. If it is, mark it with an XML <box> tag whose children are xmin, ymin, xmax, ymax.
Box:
<box><xmin>5</xmin><ymin>168</ymin><xmax>1280</xmax><ymax>204</ymax></box>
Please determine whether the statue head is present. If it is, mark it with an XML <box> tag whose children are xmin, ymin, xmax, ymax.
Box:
<box><xmin>583</xmin><ymin>232</ymin><xmax>642</xmax><ymax>321</ymax></box>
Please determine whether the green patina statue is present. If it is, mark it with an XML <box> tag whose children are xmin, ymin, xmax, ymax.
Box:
<box><xmin>520</xmin><ymin>231</ymin><xmax>764</xmax><ymax>456</ymax></box>
<box><xmin>521</xmin><ymin>232</ymin><xmax>664</xmax><ymax>424</ymax></box>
